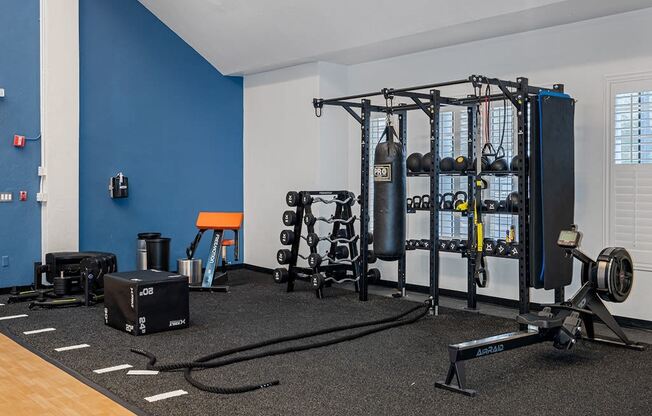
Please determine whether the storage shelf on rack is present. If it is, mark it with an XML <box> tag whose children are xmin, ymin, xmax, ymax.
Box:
<box><xmin>407</xmin><ymin>207</ymin><xmax>518</xmax><ymax>215</ymax></box>
<box><xmin>405</xmin><ymin>247</ymin><xmax>520</xmax><ymax>260</ymax></box>
<box><xmin>408</xmin><ymin>170</ymin><xmax>520</xmax><ymax>176</ymax></box>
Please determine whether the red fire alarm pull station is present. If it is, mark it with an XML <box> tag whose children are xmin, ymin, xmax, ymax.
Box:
<box><xmin>13</xmin><ymin>135</ymin><xmax>26</xmax><ymax>148</ymax></box>
<box><xmin>19</xmin><ymin>191</ymin><xmax>27</xmax><ymax>201</ymax></box>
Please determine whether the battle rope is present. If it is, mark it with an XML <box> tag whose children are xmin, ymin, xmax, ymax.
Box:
<box><xmin>132</xmin><ymin>300</ymin><xmax>431</xmax><ymax>394</ymax></box>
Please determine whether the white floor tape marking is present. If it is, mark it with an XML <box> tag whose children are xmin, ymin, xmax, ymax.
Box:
<box><xmin>23</xmin><ymin>328</ymin><xmax>56</xmax><ymax>335</ymax></box>
<box><xmin>144</xmin><ymin>389</ymin><xmax>188</xmax><ymax>402</ymax></box>
<box><xmin>127</xmin><ymin>370</ymin><xmax>160</xmax><ymax>376</ymax></box>
<box><xmin>93</xmin><ymin>364</ymin><xmax>133</xmax><ymax>374</ymax></box>
<box><xmin>0</xmin><ymin>314</ymin><xmax>28</xmax><ymax>321</ymax></box>
<box><xmin>54</xmin><ymin>344</ymin><xmax>90</xmax><ymax>352</ymax></box>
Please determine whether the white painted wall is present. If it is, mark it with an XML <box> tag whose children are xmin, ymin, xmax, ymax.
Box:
<box><xmin>244</xmin><ymin>9</ymin><xmax>652</xmax><ymax>321</ymax></box>
<box><xmin>40</xmin><ymin>0</ymin><xmax>79</xmax><ymax>256</ymax></box>
<box><xmin>243</xmin><ymin>62</ymin><xmax>349</xmax><ymax>268</ymax></box>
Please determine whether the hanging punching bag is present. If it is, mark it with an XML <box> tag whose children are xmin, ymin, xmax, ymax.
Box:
<box><xmin>373</xmin><ymin>126</ymin><xmax>406</xmax><ymax>261</ymax></box>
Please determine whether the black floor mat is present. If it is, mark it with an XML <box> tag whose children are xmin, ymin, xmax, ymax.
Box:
<box><xmin>1</xmin><ymin>270</ymin><xmax>651</xmax><ymax>415</ymax></box>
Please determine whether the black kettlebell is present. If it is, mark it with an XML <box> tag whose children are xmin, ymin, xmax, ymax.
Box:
<box><xmin>440</xmin><ymin>193</ymin><xmax>454</xmax><ymax>210</ymax></box>
<box><xmin>505</xmin><ymin>191</ymin><xmax>519</xmax><ymax>211</ymax></box>
<box><xmin>453</xmin><ymin>191</ymin><xmax>467</xmax><ymax>210</ymax></box>
<box><xmin>406</xmin><ymin>197</ymin><xmax>413</xmax><ymax>209</ymax></box>
<box><xmin>453</xmin><ymin>155</ymin><xmax>469</xmax><ymax>172</ymax></box>
<box><xmin>421</xmin><ymin>152</ymin><xmax>434</xmax><ymax>172</ymax></box>
<box><xmin>413</xmin><ymin>195</ymin><xmax>422</xmax><ymax>209</ymax></box>
<box><xmin>407</xmin><ymin>153</ymin><xmax>423</xmax><ymax>173</ymax></box>
<box><xmin>421</xmin><ymin>194</ymin><xmax>431</xmax><ymax>208</ymax></box>
<box><xmin>439</xmin><ymin>156</ymin><xmax>455</xmax><ymax>172</ymax></box>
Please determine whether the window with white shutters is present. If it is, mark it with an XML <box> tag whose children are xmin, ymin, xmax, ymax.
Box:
<box><xmin>439</xmin><ymin>111</ymin><xmax>457</xmax><ymax>238</ymax></box>
<box><xmin>609</xmin><ymin>80</ymin><xmax>652</xmax><ymax>270</ymax></box>
<box><xmin>461</xmin><ymin>106</ymin><xmax>517</xmax><ymax>240</ymax></box>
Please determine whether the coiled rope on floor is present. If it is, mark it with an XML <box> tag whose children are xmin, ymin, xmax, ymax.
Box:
<box><xmin>132</xmin><ymin>299</ymin><xmax>431</xmax><ymax>394</ymax></box>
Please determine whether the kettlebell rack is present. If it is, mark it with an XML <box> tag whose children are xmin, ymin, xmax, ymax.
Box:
<box><xmin>313</xmin><ymin>75</ymin><xmax>565</xmax><ymax>316</ymax></box>
<box><xmin>274</xmin><ymin>190</ymin><xmax>376</xmax><ymax>299</ymax></box>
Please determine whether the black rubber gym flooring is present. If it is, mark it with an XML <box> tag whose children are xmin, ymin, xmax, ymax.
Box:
<box><xmin>1</xmin><ymin>269</ymin><xmax>651</xmax><ymax>415</ymax></box>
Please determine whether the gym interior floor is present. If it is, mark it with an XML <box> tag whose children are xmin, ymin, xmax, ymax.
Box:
<box><xmin>1</xmin><ymin>269</ymin><xmax>651</xmax><ymax>416</ymax></box>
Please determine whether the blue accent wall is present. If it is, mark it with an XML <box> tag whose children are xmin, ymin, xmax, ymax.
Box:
<box><xmin>0</xmin><ymin>0</ymin><xmax>41</xmax><ymax>288</ymax></box>
<box><xmin>79</xmin><ymin>0</ymin><xmax>243</xmax><ymax>269</ymax></box>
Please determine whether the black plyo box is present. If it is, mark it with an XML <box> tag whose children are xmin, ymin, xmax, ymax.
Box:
<box><xmin>104</xmin><ymin>270</ymin><xmax>189</xmax><ymax>335</ymax></box>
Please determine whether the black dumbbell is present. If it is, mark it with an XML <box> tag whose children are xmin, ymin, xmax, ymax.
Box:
<box><xmin>337</xmin><ymin>229</ymin><xmax>349</xmax><ymax>238</ymax></box>
<box><xmin>484</xmin><ymin>239</ymin><xmax>497</xmax><ymax>255</ymax></box>
<box><xmin>367</xmin><ymin>250</ymin><xmax>377</xmax><ymax>263</ymax></box>
<box><xmin>273</xmin><ymin>268</ymin><xmax>289</xmax><ymax>283</ymax></box>
<box><xmin>286</xmin><ymin>191</ymin><xmax>300</xmax><ymax>207</ymax></box>
<box><xmin>495</xmin><ymin>240</ymin><xmax>508</xmax><ymax>256</ymax></box>
<box><xmin>304</xmin><ymin>214</ymin><xmax>316</xmax><ymax>226</ymax></box>
<box><xmin>282</xmin><ymin>210</ymin><xmax>297</xmax><ymax>226</ymax></box>
<box><xmin>484</xmin><ymin>200</ymin><xmax>498</xmax><ymax>212</ymax></box>
<box><xmin>280</xmin><ymin>230</ymin><xmax>295</xmax><ymax>245</ymax></box>
<box><xmin>301</xmin><ymin>192</ymin><xmax>313</xmax><ymax>206</ymax></box>
<box><xmin>308</xmin><ymin>253</ymin><xmax>323</xmax><ymax>268</ymax></box>
<box><xmin>406</xmin><ymin>240</ymin><xmax>416</xmax><ymax>250</ymax></box>
<box><xmin>306</xmin><ymin>232</ymin><xmax>320</xmax><ymax>247</ymax></box>
<box><xmin>421</xmin><ymin>239</ymin><xmax>431</xmax><ymax>249</ymax></box>
<box><xmin>448</xmin><ymin>239</ymin><xmax>461</xmax><ymax>251</ymax></box>
<box><xmin>367</xmin><ymin>232</ymin><xmax>373</xmax><ymax>245</ymax></box>
<box><xmin>367</xmin><ymin>268</ymin><xmax>381</xmax><ymax>283</ymax></box>
<box><xmin>438</xmin><ymin>240</ymin><xmax>449</xmax><ymax>250</ymax></box>
<box><xmin>332</xmin><ymin>246</ymin><xmax>349</xmax><ymax>260</ymax></box>
<box><xmin>310</xmin><ymin>273</ymin><xmax>324</xmax><ymax>289</ymax></box>
<box><xmin>508</xmin><ymin>243</ymin><xmax>521</xmax><ymax>257</ymax></box>
<box><xmin>277</xmin><ymin>249</ymin><xmax>292</xmax><ymax>265</ymax></box>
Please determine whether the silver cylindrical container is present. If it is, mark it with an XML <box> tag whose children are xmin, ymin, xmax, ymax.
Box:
<box><xmin>137</xmin><ymin>232</ymin><xmax>161</xmax><ymax>270</ymax></box>
<box><xmin>177</xmin><ymin>258</ymin><xmax>203</xmax><ymax>284</ymax></box>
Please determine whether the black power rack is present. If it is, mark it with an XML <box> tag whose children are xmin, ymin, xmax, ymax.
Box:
<box><xmin>313</xmin><ymin>75</ymin><xmax>565</xmax><ymax>316</ymax></box>
<box><xmin>275</xmin><ymin>190</ymin><xmax>371</xmax><ymax>299</ymax></box>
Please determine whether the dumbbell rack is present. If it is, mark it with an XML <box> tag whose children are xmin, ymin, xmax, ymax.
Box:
<box><xmin>313</xmin><ymin>75</ymin><xmax>566</xmax><ymax>318</ymax></box>
<box><xmin>277</xmin><ymin>191</ymin><xmax>361</xmax><ymax>299</ymax></box>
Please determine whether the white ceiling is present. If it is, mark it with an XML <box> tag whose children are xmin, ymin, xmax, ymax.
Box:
<box><xmin>139</xmin><ymin>0</ymin><xmax>652</xmax><ymax>75</ymax></box>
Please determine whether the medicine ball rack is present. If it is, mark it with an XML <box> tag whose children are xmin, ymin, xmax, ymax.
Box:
<box><xmin>314</xmin><ymin>75</ymin><xmax>565</xmax><ymax>317</ymax></box>
<box><xmin>274</xmin><ymin>190</ymin><xmax>369</xmax><ymax>299</ymax></box>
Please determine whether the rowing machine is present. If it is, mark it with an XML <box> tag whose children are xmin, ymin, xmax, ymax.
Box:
<box><xmin>435</xmin><ymin>226</ymin><xmax>644</xmax><ymax>396</ymax></box>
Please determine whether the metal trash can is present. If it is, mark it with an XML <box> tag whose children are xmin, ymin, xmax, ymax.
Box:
<box><xmin>137</xmin><ymin>233</ymin><xmax>161</xmax><ymax>270</ymax></box>
<box><xmin>177</xmin><ymin>258</ymin><xmax>203</xmax><ymax>284</ymax></box>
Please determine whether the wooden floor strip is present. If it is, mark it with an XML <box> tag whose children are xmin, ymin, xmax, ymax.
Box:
<box><xmin>0</xmin><ymin>333</ymin><xmax>135</xmax><ymax>416</ymax></box>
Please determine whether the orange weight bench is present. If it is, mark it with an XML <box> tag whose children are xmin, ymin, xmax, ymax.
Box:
<box><xmin>185</xmin><ymin>212</ymin><xmax>243</xmax><ymax>292</ymax></box>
